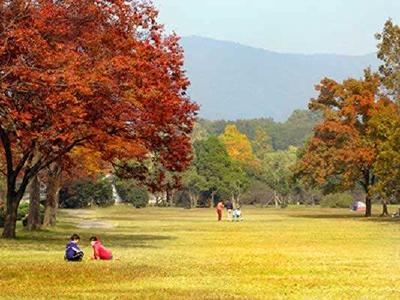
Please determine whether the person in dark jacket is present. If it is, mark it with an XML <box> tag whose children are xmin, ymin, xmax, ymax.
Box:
<box><xmin>65</xmin><ymin>233</ymin><xmax>84</xmax><ymax>262</ymax></box>
<box><xmin>225</xmin><ymin>200</ymin><xmax>233</xmax><ymax>221</ymax></box>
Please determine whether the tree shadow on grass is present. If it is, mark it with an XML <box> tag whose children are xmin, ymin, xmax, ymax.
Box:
<box><xmin>290</xmin><ymin>214</ymin><xmax>361</xmax><ymax>219</ymax></box>
<box><xmin>363</xmin><ymin>216</ymin><xmax>400</xmax><ymax>224</ymax></box>
<box><xmin>289</xmin><ymin>213</ymin><xmax>400</xmax><ymax>223</ymax></box>
<box><xmin>95</xmin><ymin>233</ymin><xmax>176</xmax><ymax>249</ymax></box>
<box><xmin>4</xmin><ymin>233</ymin><xmax>176</xmax><ymax>252</ymax></box>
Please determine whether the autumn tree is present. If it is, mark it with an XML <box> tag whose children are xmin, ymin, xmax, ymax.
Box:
<box><xmin>219</xmin><ymin>124</ymin><xmax>258</xmax><ymax>168</ymax></box>
<box><xmin>0</xmin><ymin>1</ymin><xmax>197</xmax><ymax>238</ymax></box>
<box><xmin>295</xmin><ymin>71</ymin><xmax>389</xmax><ymax>217</ymax></box>
<box><xmin>42</xmin><ymin>146</ymin><xmax>110</xmax><ymax>227</ymax></box>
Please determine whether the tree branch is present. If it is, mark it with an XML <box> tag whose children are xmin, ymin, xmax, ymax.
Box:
<box><xmin>0</xmin><ymin>127</ymin><xmax>14</xmax><ymax>178</ymax></box>
<box><xmin>13</xmin><ymin>145</ymin><xmax>34</xmax><ymax>179</ymax></box>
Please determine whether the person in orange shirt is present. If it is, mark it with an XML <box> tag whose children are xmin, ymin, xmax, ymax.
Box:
<box><xmin>216</xmin><ymin>200</ymin><xmax>224</xmax><ymax>221</ymax></box>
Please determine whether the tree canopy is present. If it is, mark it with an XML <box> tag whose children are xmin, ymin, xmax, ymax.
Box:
<box><xmin>0</xmin><ymin>0</ymin><xmax>197</xmax><ymax>238</ymax></box>
<box><xmin>295</xmin><ymin>71</ymin><xmax>390</xmax><ymax>216</ymax></box>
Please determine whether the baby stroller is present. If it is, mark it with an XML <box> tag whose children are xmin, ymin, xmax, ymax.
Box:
<box><xmin>232</xmin><ymin>207</ymin><xmax>243</xmax><ymax>221</ymax></box>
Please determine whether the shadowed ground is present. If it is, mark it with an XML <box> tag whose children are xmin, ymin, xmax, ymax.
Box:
<box><xmin>0</xmin><ymin>206</ymin><xmax>399</xmax><ymax>299</ymax></box>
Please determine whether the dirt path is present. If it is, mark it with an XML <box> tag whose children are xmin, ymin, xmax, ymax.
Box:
<box><xmin>64</xmin><ymin>209</ymin><xmax>115</xmax><ymax>229</ymax></box>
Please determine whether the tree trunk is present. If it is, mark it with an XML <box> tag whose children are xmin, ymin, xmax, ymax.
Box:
<box><xmin>381</xmin><ymin>200</ymin><xmax>389</xmax><ymax>217</ymax></box>
<box><xmin>43</xmin><ymin>163</ymin><xmax>62</xmax><ymax>227</ymax></box>
<box><xmin>2</xmin><ymin>193</ymin><xmax>20</xmax><ymax>238</ymax></box>
<box><xmin>189</xmin><ymin>193</ymin><xmax>198</xmax><ymax>209</ymax></box>
<box><xmin>210</xmin><ymin>190</ymin><xmax>217</xmax><ymax>207</ymax></box>
<box><xmin>274</xmin><ymin>191</ymin><xmax>279</xmax><ymax>208</ymax></box>
<box><xmin>365</xmin><ymin>194</ymin><xmax>372</xmax><ymax>217</ymax></box>
<box><xmin>27</xmin><ymin>175</ymin><xmax>41</xmax><ymax>230</ymax></box>
<box><xmin>164</xmin><ymin>189</ymin><xmax>174</xmax><ymax>207</ymax></box>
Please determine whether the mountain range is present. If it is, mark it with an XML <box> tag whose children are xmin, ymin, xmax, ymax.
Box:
<box><xmin>181</xmin><ymin>36</ymin><xmax>379</xmax><ymax>121</ymax></box>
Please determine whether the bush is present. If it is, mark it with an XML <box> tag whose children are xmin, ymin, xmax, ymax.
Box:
<box><xmin>0</xmin><ymin>201</ymin><xmax>45</xmax><ymax>228</ymax></box>
<box><xmin>22</xmin><ymin>204</ymin><xmax>45</xmax><ymax>227</ymax></box>
<box><xmin>115</xmin><ymin>180</ymin><xmax>149</xmax><ymax>208</ymax></box>
<box><xmin>17</xmin><ymin>202</ymin><xmax>29</xmax><ymax>220</ymax></box>
<box><xmin>92</xmin><ymin>179</ymin><xmax>114</xmax><ymax>207</ymax></box>
<box><xmin>320</xmin><ymin>193</ymin><xmax>353</xmax><ymax>208</ymax></box>
<box><xmin>59</xmin><ymin>178</ymin><xmax>114</xmax><ymax>209</ymax></box>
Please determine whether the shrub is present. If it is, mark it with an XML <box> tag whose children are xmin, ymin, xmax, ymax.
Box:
<box><xmin>17</xmin><ymin>202</ymin><xmax>29</xmax><ymax>220</ymax></box>
<box><xmin>0</xmin><ymin>201</ymin><xmax>45</xmax><ymax>228</ymax></box>
<box><xmin>59</xmin><ymin>178</ymin><xmax>114</xmax><ymax>209</ymax></box>
<box><xmin>92</xmin><ymin>179</ymin><xmax>114</xmax><ymax>207</ymax></box>
<box><xmin>21</xmin><ymin>204</ymin><xmax>45</xmax><ymax>227</ymax></box>
<box><xmin>320</xmin><ymin>192</ymin><xmax>353</xmax><ymax>208</ymax></box>
<box><xmin>115</xmin><ymin>180</ymin><xmax>149</xmax><ymax>208</ymax></box>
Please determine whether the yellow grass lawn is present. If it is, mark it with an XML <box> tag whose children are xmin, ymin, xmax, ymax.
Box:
<box><xmin>0</xmin><ymin>206</ymin><xmax>399</xmax><ymax>299</ymax></box>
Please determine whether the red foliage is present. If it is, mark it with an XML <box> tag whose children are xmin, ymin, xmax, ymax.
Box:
<box><xmin>0</xmin><ymin>0</ymin><xmax>198</xmax><ymax>237</ymax></box>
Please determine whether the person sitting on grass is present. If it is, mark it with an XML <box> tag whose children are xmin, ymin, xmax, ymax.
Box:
<box><xmin>65</xmin><ymin>233</ymin><xmax>84</xmax><ymax>262</ymax></box>
<box><xmin>90</xmin><ymin>236</ymin><xmax>113</xmax><ymax>260</ymax></box>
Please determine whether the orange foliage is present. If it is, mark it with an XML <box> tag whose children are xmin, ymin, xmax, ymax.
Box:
<box><xmin>0</xmin><ymin>0</ymin><xmax>197</xmax><ymax>187</ymax></box>
<box><xmin>296</xmin><ymin>70</ymin><xmax>391</xmax><ymax>215</ymax></box>
<box><xmin>0</xmin><ymin>1</ymin><xmax>198</xmax><ymax>237</ymax></box>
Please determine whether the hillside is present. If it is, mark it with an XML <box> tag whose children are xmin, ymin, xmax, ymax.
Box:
<box><xmin>182</xmin><ymin>36</ymin><xmax>379</xmax><ymax>121</ymax></box>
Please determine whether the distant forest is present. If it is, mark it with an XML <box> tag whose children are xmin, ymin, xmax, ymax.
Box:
<box><xmin>195</xmin><ymin>109</ymin><xmax>321</xmax><ymax>150</ymax></box>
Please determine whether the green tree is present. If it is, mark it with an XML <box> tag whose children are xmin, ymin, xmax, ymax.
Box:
<box><xmin>181</xmin><ymin>167</ymin><xmax>208</xmax><ymax>208</ymax></box>
<box><xmin>261</xmin><ymin>147</ymin><xmax>297</xmax><ymax>207</ymax></box>
<box><xmin>223</xmin><ymin>162</ymin><xmax>250</xmax><ymax>206</ymax></box>
<box><xmin>251</xmin><ymin>127</ymin><xmax>273</xmax><ymax>160</ymax></box>
<box><xmin>115</xmin><ymin>179</ymin><xmax>149</xmax><ymax>208</ymax></box>
<box><xmin>376</xmin><ymin>19</ymin><xmax>400</xmax><ymax>102</ymax></box>
<box><xmin>369</xmin><ymin>100</ymin><xmax>400</xmax><ymax>215</ymax></box>
<box><xmin>194</xmin><ymin>136</ymin><xmax>249</xmax><ymax>206</ymax></box>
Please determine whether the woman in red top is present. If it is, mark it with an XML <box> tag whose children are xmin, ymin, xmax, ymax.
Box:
<box><xmin>89</xmin><ymin>236</ymin><xmax>113</xmax><ymax>260</ymax></box>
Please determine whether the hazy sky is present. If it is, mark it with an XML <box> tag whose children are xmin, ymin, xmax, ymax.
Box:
<box><xmin>153</xmin><ymin>0</ymin><xmax>400</xmax><ymax>55</ymax></box>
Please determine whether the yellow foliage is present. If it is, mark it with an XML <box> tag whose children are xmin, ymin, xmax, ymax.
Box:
<box><xmin>219</xmin><ymin>125</ymin><xmax>258</xmax><ymax>167</ymax></box>
<box><xmin>69</xmin><ymin>146</ymin><xmax>111</xmax><ymax>176</ymax></box>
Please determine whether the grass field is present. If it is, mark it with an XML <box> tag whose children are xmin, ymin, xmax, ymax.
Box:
<box><xmin>0</xmin><ymin>206</ymin><xmax>399</xmax><ymax>299</ymax></box>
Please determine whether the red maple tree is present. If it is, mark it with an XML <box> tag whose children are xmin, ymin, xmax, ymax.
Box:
<box><xmin>0</xmin><ymin>0</ymin><xmax>197</xmax><ymax>238</ymax></box>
